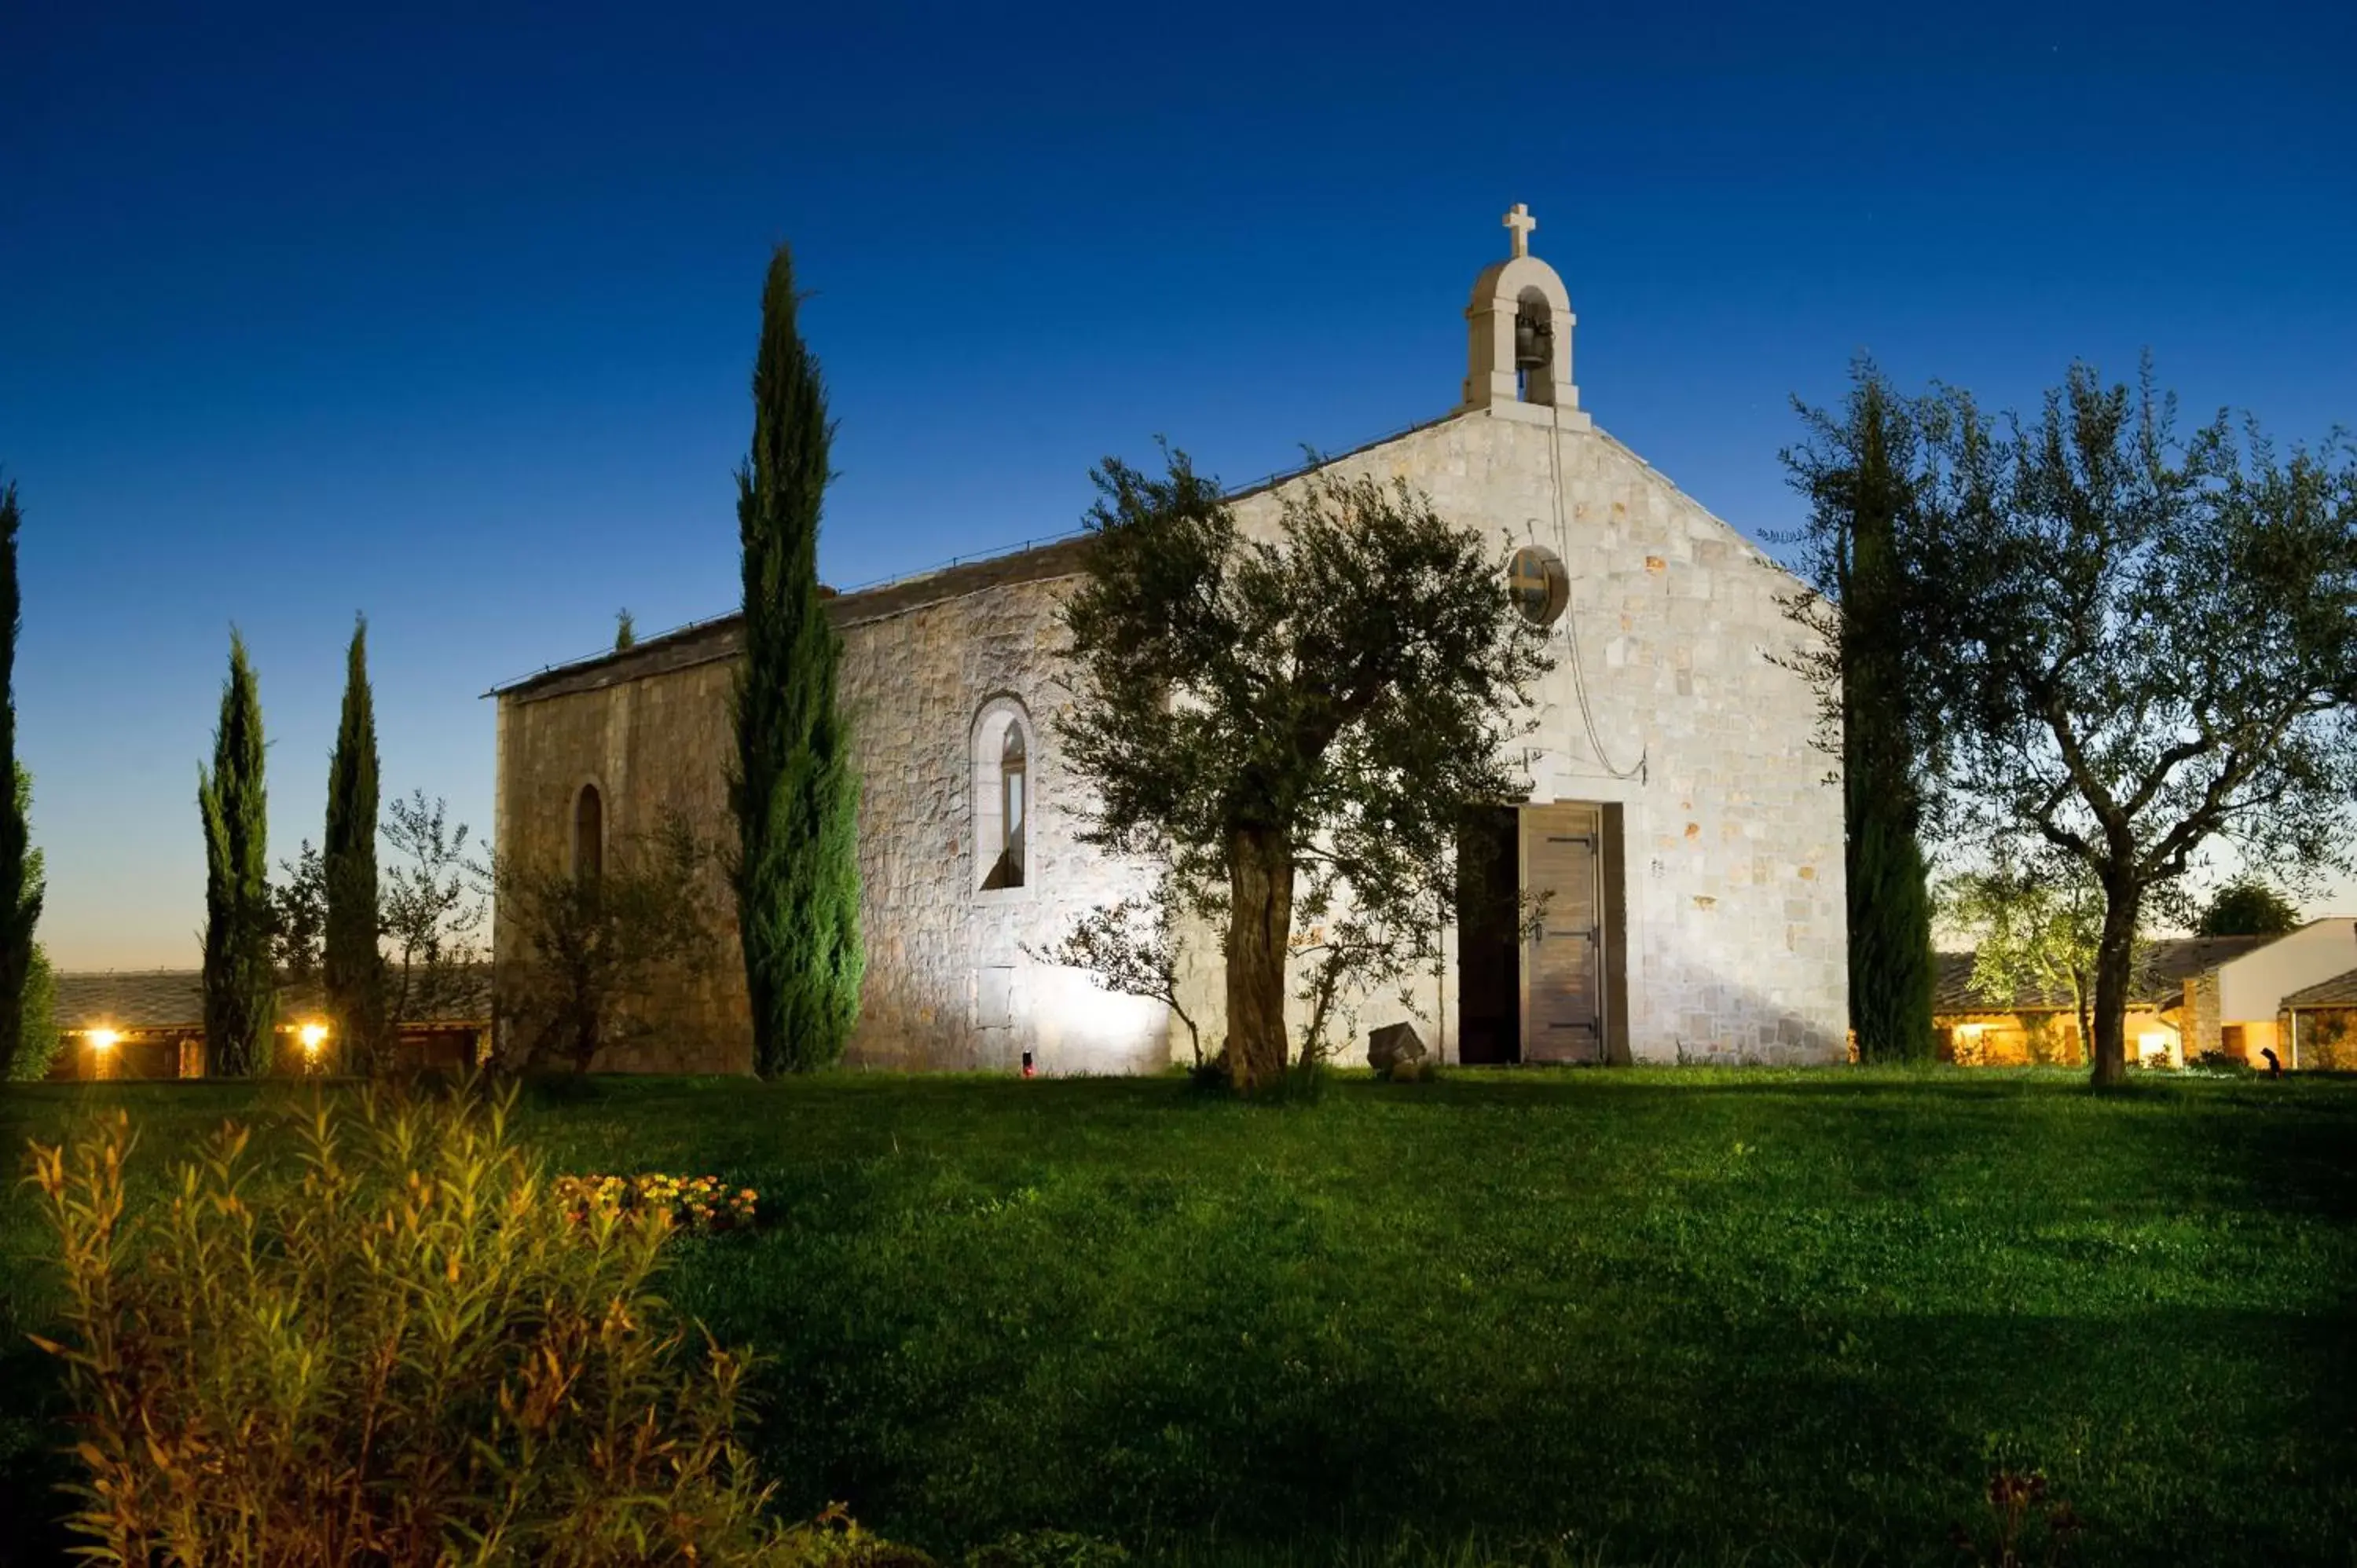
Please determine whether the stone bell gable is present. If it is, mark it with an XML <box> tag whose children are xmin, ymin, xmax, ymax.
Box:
<box><xmin>490</xmin><ymin>203</ymin><xmax>1847</xmax><ymax>1074</ymax></box>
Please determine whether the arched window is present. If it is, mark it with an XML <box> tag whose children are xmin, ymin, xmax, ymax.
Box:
<box><xmin>995</xmin><ymin>723</ymin><xmax>1027</xmax><ymax>888</ymax></box>
<box><xmin>973</xmin><ymin>699</ymin><xmax>1032</xmax><ymax>894</ymax></box>
<box><xmin>574</xmin><ymin>783</ymin><xmax>603</xmax><ymax>883</ymax></box>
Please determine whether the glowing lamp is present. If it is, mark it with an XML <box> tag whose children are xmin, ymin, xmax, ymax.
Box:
<box><xmin>88</xmin><ymin>1028</ymin><xmax>119</xmax><ymax>1052</ymax></box>
<box><xmin>299</xmin><ymin>1022</ymin><xmax>328</xmax><ymax>1056</ymax></box>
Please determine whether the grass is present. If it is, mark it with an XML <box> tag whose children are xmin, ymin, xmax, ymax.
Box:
<box><xmin>2</xmin><ymin>1068</ymin><xmax>2353</xmax><ymax>1566</ymax></box>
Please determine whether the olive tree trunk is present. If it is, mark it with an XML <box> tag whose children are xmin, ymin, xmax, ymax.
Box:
<box><xmin>1224</xmin><ymin>825</ymin><xmax>1294</xmax><ymax>1090</ymax></box>
<box><xmin>2088</xmin><ymin>880</ymin><xmax>2143</xmax><ymax>1087</ymax></box>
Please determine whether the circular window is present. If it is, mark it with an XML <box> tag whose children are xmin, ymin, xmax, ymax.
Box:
<box><xmin>1508</xmin><ymin>544</ymin><xmax>1569</xmax><ymax>628</ymax></box>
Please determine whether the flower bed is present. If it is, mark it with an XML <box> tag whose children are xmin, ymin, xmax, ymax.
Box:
<box><xmin>555</xmin><ymin>1173</ymin><xmax>758</xmax><ymax>1233</ymax></box>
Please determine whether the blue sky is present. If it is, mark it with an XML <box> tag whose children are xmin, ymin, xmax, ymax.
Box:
<box><xmin>6</xmin><ymin>1</ymin><xmax>2354</xmax><ymax>968</ymax></box>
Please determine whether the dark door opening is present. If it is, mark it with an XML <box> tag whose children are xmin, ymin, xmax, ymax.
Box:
<box><xmin>1455</xmin><ymin>806</ymin><xmax>1522</xmax><ymax>1064</ymax></box>
<box><xmin>1457</xmin><ymin>801</ymin><xmax>1629</xmax><ymax>1067</ymax></box>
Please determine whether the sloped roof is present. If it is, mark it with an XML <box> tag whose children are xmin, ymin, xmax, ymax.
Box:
<box><xmin>1934</xmin><ymin>935</ymin><xmax>2277</xmax><ymax>1014</ymax></box>
<box><xmin>2282</xmin><ymin>967</ymin><xmax>2357</xmax><ymax>1009</ymax></box>
<box><xmin>489</xmin><ymin>537</ymin><xmax>1101</xmax><ymax>705</ymax></box>
<box><xmin>486</xmin><ymin>408</ymin><xmax>1501</xmax><ymax>709</ymax></box>
<box><xmin>55</xmin><ymin>969</ymin><xmax>204</xmax><ymax>1030</ymax></box>
<box><xmin>57</xmin><ymin>968</ymin><xmax>492</xmax><ymax>1031</ymax></box>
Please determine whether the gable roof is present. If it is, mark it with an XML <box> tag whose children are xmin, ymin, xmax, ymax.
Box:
<box><xmin>1933</xmin><ymin>935</ymin><xmax>2278</xmax><ymax>1013</ymax></box>
<box><xmin>488</xmin><ymin>536</ymin><xmax>1099</xmax><ymax>705</ymax></box>
<box><xmin>2282</xmin><ymin>966</ymin><xmax>2357</xmax><ymax>1009</ymax></box>
<box><xmin>56</xmin><ymin>969</ymin><xmax>492</xmax><ymax>1031</ymax></box>
<box><xmin>484</xmin><ymin>408</ymin><xmax>1523</xmax><ymax>709</ymax></box>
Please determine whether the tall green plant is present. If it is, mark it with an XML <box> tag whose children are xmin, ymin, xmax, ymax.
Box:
<box><xmin>324</xmin><ymin>616</ymin><xmax>385</xmax><ymax>1069</ymax></box>
<box><xmin>28</xmin><ymin>1087</ymin><xmax>819</xmax><ymax>1563</ymax></box>
<box><xmin>10</xmin><ymin>764</ymin><xmax>58</xmax><ymax>1080</ymax></box>
<box><xmin>730</xmin><ymin>244</ymin><xmax>863</xmax><ymax>1075</ymax></box>
<box><xmin>199</xmin><ymin>632</ymin><xmax>274</xmax><ymax>1075</ymax></box>
<box><xmin>1781</xmin><ymin>368</ymin><xmax>1937</xmax><ymax>1062</ymax></box>
<box><xmin>0</xmin><ymin>482</ymin><xmax>38</xmax><ymax>1079</ymax></box>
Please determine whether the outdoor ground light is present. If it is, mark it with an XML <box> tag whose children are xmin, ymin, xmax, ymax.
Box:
<box><xmin>299</xmin><ymin>1021</ymin><xmax>329</xmax><ymax>1057</ymax></box>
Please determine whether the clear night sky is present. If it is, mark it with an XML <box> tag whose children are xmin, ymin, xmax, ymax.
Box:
<box><xmin>7</xmin><ymin>2</ymin><xmax>2354</xmax><ymax>969</ymax></box>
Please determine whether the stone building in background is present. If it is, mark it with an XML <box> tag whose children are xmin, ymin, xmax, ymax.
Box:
<box><xmin>1932</xmin><ymin>921</ymin><xmax>2357</xmax><ymax>1071</ymax></box>
<box><xmin>490</xmin><ymin>207</ymin><xmax>1847</xmax><ymax>1074</ymax></box>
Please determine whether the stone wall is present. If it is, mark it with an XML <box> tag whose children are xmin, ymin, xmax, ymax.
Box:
<box><xmin>494</xmin><ymin>563</ymin><xmax>1165</xmax><ymax>1075</ymax></box>
<box><xmin>2186</xmin><ymin>974</ymin><xmax>2223</xmax><ymax>1062</ymax></box>
<box><xmin>495</xmin><ymin>653</ymin><xmax>750</xmax><ymax>1072</ymax></box>
<box><xmin>493</xmin><ymin>404</ymin><xmax>1847</xmax><ymax>1072</ymax></box>
<box><xmin>1198</xmin><ymin>408</ymin><xmax>1848</xmax><ymax>1065</ymax></box>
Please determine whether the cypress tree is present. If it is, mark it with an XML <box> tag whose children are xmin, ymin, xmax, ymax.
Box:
<box><xmin>0</xmin><ymin>483</ymin><xmax>37</xmax><ymax>1080</ymax></box>
<box><xmin>324</xmin><ymin>616</ymin><xmax>384</xmax><ymax>1070</ymax></box>
<box><xmin>1831</xmin><ymin>376</ymin><xmax>1936</xmax><ymax>1061</ymax></box>
<box><xmin>200</xmin><ymin>632</ymin><xmax>275</xmax><ymax>1075</ymax></box>
<box><xmin>731</xmin><ymin>243</ymin><xmax>863</xmax><ymax>1075</ymax></box>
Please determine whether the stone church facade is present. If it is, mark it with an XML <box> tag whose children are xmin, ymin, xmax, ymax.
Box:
<box><xmin>492</xmin><ymin>207</ymin><xmax>1847</xmax><ymax>1074</ymax></box>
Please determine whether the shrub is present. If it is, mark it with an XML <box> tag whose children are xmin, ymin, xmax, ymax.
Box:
<box><xmin>26</xmin><ymin>1083</ymin><xmax>820</xmax><ymax>1566</ymax></box>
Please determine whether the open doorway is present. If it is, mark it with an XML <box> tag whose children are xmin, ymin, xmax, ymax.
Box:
<box><xmin>1456</xmin><ymin>802</ymin><xmax>1628</xmax><ymax>1065</ymax></box>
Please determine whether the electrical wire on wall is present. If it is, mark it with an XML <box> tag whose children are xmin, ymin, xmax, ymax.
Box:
<box><xmin>1541</xmin><ymin>399</ymin><xmax>1648</xmax><ymax>783</ymax></box>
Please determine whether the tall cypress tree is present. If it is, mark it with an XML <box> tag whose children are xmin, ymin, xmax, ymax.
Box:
<box><xmin>731</xmin><ymin>243</ymin><xmax>863</xmax><ymax>1075</ymax></box>
<box><xmin>200</xmin><ymin>632</ymin><xmax>275</xmax><ymax>1075</ymax></box>
<box><xmin>1827</xmin><ymin>374</ymin><xmax>1937</xmax><ymax>1061</ymax></box>
<box><xmin>1783</xmin><ymin>368</ymin><xmax>1937</xmax><ymax>1061</ymax></box>
<box><xmin>0</xmin><ymin>483</ymin><xmax>38</xmax><ymax>1080</ymax></box>
<box><xmin>324</xmin><ymin>615</ymin><xmax>383</xmax><ymax>1071</ymax></box>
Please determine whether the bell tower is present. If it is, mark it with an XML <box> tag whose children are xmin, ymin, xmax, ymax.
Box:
<box><xmin>1461</xmin><ymin>203</ymin><xmax>1588</xmax><ymax>427</ymax></box>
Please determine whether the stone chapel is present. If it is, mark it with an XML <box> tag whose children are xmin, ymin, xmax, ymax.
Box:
<box><xmin>490</xmin><ymin>206</ymin><xmax>1848</xmax><ymax>1074</ymax></box>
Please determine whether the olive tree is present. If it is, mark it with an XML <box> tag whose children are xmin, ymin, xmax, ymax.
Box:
<box><xmin>485</xmin><ymin>811</ymin><xmax>716</xmax><ymax>1074</ymax></box>
<box><xmin>1910</xmin><ymin>364</ymin><xmax>2357</xmax><ymax>1085</ymax></box>
<box><xmin>1056</xmin><ymin>450</ymin><xmax>1550</xmax><ymax>1091</ymax></box>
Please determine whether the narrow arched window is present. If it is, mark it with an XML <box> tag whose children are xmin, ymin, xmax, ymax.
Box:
<box><xmin>976</xmin><ymin>703</ymin><xmax>1032</xmax><ymax>894</ymax></box>
<box><xmin>574</xmin><ymin>784</ymin><xmax>603</xmax><ymax>883</ymax></box>
<box><xmin>997</xmin><ymin>723</ymin><xmax>1027</xmax><ymax>889</ymax></box>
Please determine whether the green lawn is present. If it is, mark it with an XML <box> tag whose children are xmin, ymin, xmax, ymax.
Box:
<box><xmin>2</xmin><ymin>1069</ymin><xmax>2353</xmax><ymax>1566</ymax></box>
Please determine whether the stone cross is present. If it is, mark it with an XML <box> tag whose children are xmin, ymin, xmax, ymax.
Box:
<box><xmin>1503</xmin><ymin>203</ymin><xmax>1537</xmax><ymax>258</ymax></box>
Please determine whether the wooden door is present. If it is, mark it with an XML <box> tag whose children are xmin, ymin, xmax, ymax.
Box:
<box><xmin>1521</xmin><ymin>804</ymin><xmax>1604</xmax><ymax>1064</ymax></box>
